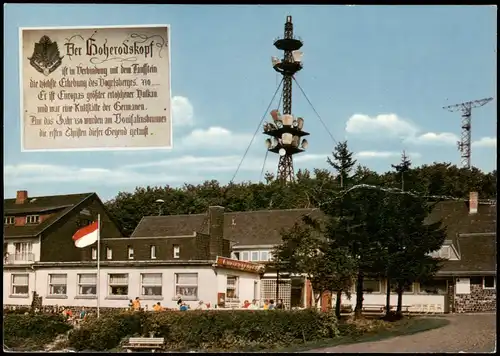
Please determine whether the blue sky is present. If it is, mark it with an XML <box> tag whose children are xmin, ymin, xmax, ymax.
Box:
<box><xmin>3</xmin><ymin>4</ymin><xmax>497</xmax><ymax>201</ymax></box>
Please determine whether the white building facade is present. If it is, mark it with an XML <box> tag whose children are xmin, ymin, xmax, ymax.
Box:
<box><xmin>4</xmin><ymin>258</ymin><xmax>264</xmax><ymax>310</ymax></box>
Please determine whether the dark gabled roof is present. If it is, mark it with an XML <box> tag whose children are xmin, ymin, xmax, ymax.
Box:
<box><xmin>131</xmin><ymin>200</ymin><xmax>496</xmax><ymax>251</ymax></box>
<box><xmin>224</xmin><ymin>209</ymin><xmax>322</xmax><ymax>246</ymax></box>
<box><xmin>439</xmin><ymin>233</ymin><xmax>496</xmax><ymax>274</ymax></box>
<box><xmin>426</xmin><ymin>201</ymin><xmax>497</xmax><ymax>242</ymax></box>
<box><xmin>3</xmin><ymin>193</ymin><xmax>94</xmax><ymax>238</ymax></box>
<box><xmin>131</xmin><ymin>214</ymin><xmax>207</xmax><ymax>238</ymax></box>
<box><xmin>131</xmin><ymin>208</ymin><xmax>323</xmax><ymax>246</ymax></box>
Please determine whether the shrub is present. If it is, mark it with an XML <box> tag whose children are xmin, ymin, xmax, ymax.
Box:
<box><xmin>3</xmin><ymin>313</ymin><xmax>72</xmax><ymax>350</ymax></box>
<box><xmin>68</xmin><ymin>311</ymin><xmax>146</xmax><ymax>351</ymax></box>
<box><xmin>68</xmin><ymin>309</ymin><xmax>339</xmax><ymax>351</ymax></box>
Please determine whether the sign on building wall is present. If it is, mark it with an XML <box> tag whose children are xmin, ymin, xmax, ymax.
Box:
<box><xmin>456</xmin><ymin>277</ymin><xmax>471</xmax><ymax>294</ymax></box>
<box><xmin>20</xmin><ymin>25</ymin><xmax>171</xmax><ymax>151</ymax></box>
<box><xmin>216</xmin><ymin>256</ymin><xmax>265</xmax><ymax>273</ymax></box>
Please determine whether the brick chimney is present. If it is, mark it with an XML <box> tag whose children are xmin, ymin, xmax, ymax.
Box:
<box><xmin>15</xmin><ymin>190</ymin><xmax>28</xmax><ymax>204</ymax></box>
<box><xmin>469</xmin><ymin>191</ymin><xmax>478</xmax><ymax>214</ymax></box>
<box><xmin>208</xmin><ymin>206</ymin><xmax>225</xmax><ymax>258</ymax></box>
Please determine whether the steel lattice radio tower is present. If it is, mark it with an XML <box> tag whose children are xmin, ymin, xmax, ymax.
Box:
<box><xmin>442</xmin><ymin>97</ymin><xmax>493</xmax><ymax>169</ymax></box>
<box><xmin>263</xmin><ymin>16</ymin><xmax>310</xmax><ymax>183</ymax></box>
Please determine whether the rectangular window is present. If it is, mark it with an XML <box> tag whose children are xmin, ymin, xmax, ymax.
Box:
<box><xmin>419</xmin><ymin>280</ymin><xmax>447</xmax><ymax>295</ymax></box>
<box><xmin>260</xmin><ymin>251</ymin><xmax>268</xmax><ymax>261</ymax></box>
<box><xmin>127</xmin><ymin>246</ymin><xmax>134</xmax><ymax>260</ymax></box>
<box><xmin>106</xmin><ymin>247</ymin><xmax>112</xmax><ymax>260</ymax></box>
<box><xmin>226</xmin><ymin>276</ymin><xmax>239</xmax><ymax>300</ymax></box>
<box><xmin>4</xmin><ymin>216</ymin><xmax>15</xmax><ymax>225</ymax></box>
<box><xmin>141</xmin><ymin>273</ymin><xmax>162</xmax><ymax>296</ymax></box>
<box><xmin>439</xmin><ymin>246</ymin><xmax>451</xmax><ymax>259</ymax></box>
<box><xmin>391</xmin><ymin>282</ymin><xmax>414</xmax><ymax>294</ymax></box>
<box><xmin>108</xmin><ymin>273</ymin><xmax>128</xmax><ymax>296</ymax></box>
<box><xmin>241</xmin><ymin>252</ymin><xmax>249</xmax><ymax>261</ymax></box>
<box><xmin>173</xmin><ymin>245</ymin><xmax>180</xmax><ymax>259</ymax></box>
<box><xmin>11</xmin><ymin>274</ymin><xmax>29</xmax><ymax>295</ymax></box>
<box><xmin>429</xmin><ymin>250</ymin><xmax>439</xmax><ymax>258</ymax></box>
<box><xmin>251</xmin><ymin>251</ymin><xmax>259</xmax><ymax>261</ymax></box>
<box><xmin>363</xmin><ymin>278</ymin><xmax>381</xmax><ymax>293</ymax></box>
<box><xmin>150</xmin><ymin>245</ymin><xmax>156</xmax><ymax>259</ymax></box>
<box><xmin>26</xmin><ymin>215</ymin><xmax>40</xmax><ymax>224</ymax></box>
<box><xmin>268</xmin><ymin>252</ymin><xmax>273</xmax><ymax>261</ymax></box>
<box><xmin>49</xmin><ymin>274</ymin><xmax>67</xmax><ymax>295</ymax></box>
<box><xmin>175</xmin><ymin>273</ymin><xmax>198</xmax><ymax>301</ymax></box>
<box><xmin>14</xmin><ymin>242</ymin><xmax>33</xmax><ymax>261</ymax></box>
<box><xmin>91</xmin><ymin>247</ymin><xmax>97</xmax><ymax>260</ymax></box>
<box><xmin>78</xmin><ymin>273</ymin><xmax>97</xmax><ymax>296</ymax></box>
<box><xmin>77</xmin><ymin>219</ymin><xmax>92</xmax><ymax>228</ymax></box>
<box><xmin>483</xmin><ymin>276</ymin><xmax>496</xmax><ymax>289</ymax></box>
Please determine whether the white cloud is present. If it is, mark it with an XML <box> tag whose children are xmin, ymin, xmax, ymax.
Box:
<box><xmin>346</xmin><ymin>114</ymin><xmax>419</xmax><ymax>138</ymax></box>
<box><xmin>408</xmin><ymin>132</ymin><xmax>458</xmax><ymax>145</ymax></box>
<box><xmin>172</xmin><ymin>96</ymin><xmax>194</xmax><ymax>127</ymax></box>
<box><xmin>346</xmin><ymin>113</ymin><xmax>459</xmax><ymax>146</ymax></box>
<box><xmin>125</xmin><ymin>152</ymin><xmax>326</xmax><ymax>171</ymax></box>
<box><xmin>356</xmin><ymin>151</ymin><xmax>422</xmax><ymax>159</ymax></box>
<box><xmin>178</xmin><ymin>126</ymin><xmax>253</xmax><ymax>150</ymax></box>
<box><xmin>125</xmin><ymin>155</ymin><xmax>242</xmax><ymax>171</ymax></box>
<box><xmin>3</xmin><ymin>163</ymin><xmax>195</xmax><ymax>186</ymax></box>
<box><xmin>294</xmin><ymin>154</ymin><xmax>328</xmax><ymax>163</ymax></box>
<box><xmin>3</xmin><ymin>152</ymin><xmax>330</xmax><ymax>187</ymax></box>
<box><xmin>472</xmin><ymin>137</ymin><xmax>497</xmax><ymax>148</ymax></box>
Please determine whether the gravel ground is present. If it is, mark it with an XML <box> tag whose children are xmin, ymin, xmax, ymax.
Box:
<box><xmin>305</xmin><ymin>313</ymin><xmax>497</xmax><ymax>353</ymax></box>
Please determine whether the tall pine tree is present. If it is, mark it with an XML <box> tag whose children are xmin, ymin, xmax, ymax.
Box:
<box><xmin>327</xmin><ymin>141</ymin><xmax>357</xmax><ymax>188</ymax></box>
<box><xmin>391</xmin><ymin>150</ymin><xmax>412</xmax><ymax>191</ymax></box>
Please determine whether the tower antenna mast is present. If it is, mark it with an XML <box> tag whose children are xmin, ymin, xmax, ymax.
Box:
<box><xmin>263</xmin><ymin>16</ymin><xmax>309</xmax><ymax>183</ymax></box>
<box><xmin>442</xmin><ymin>97</ymin><xmax>493</xmax><ymax>169</ymax></box>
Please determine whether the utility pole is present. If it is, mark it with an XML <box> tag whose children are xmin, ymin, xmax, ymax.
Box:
<box><xmin>442</xmin><ymin>97</ymin><xmax>493</xmax><ymax>169</ymax></box>
<box><xmin>263</xmin><ymin>16</ymin><xmax>310</xmax><ymax>183</ymax></box>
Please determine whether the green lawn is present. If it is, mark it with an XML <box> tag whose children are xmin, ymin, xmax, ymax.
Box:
<box><xmin>274</xmin><ymin>316</ymin><xmax>450</xmax><ymax>353</ymax></box>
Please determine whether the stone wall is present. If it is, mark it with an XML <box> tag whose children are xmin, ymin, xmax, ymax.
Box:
<box><xmin>455</xmin><ymin>283</ymin><xmax>496</xmax><ymax>313</ymax></box>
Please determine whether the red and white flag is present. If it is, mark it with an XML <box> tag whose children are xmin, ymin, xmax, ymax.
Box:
<box><xmin>73</xmin><ymin>221</ymin><xmax>99</xmax><ymax>248</ymax></box>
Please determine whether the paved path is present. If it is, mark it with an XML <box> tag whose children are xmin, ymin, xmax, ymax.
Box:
<box><xmin>305</xmin><ymin>313</ymin><xmax>496</xmax><ymax>353</ymax></box>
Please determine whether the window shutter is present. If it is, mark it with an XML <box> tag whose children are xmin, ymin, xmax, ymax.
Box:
<box><xmin>79</xmin><ymin>274</ymin><xmax>97</xmax><ymax>284</ymax></box>
<box><xmin>13</xmin><ymin>274</ymin><xmax>28</xmax><ymax>285</ymax></box>
<box><xmin>176</xmin><ymin>273</ymin><xmax>197</xmax><ymax>285</ymax></box>
<box><xmin>50</xmin><ymin>274</ymin><xmax>67</xmax><ymax>284</ymax></box>
<box><xmin>142</xmin><ymin>273</ymin><xmax>162</xmax><ymax>285</ymax></box>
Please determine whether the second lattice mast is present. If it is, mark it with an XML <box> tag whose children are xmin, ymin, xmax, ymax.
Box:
<box><xmin>263</xmin><ymin>16</ymin><xmax>310</xmax><ymax>183</ymax></box>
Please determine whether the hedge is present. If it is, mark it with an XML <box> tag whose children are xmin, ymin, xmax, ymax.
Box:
<box><xmin>3</xmin><ymin>313</ymin><xmax>72</xmax><ymax>350</ymax></box>
<box><xmin>68</xmin><ymin>309</ymin><xmax>340</xmax><ymax>351</ymax></box>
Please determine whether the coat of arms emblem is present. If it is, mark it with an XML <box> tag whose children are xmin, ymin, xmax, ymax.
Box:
<box><xmin>28</xmin><ymin>35</ymin><xmax>64</xmax><ymax>76</ymax></box>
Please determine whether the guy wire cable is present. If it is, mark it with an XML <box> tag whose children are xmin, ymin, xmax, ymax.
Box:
<box><xmin>259</xmin><ymin>88</ymin><xmax>285</xmax><ymax>183</ymax></box>
<box><xmin>293</xmin><ymin>76</ymin><xmax>337</xmax><ymax>145</ymax></box>
<box><xmin>259</xmin><ymin>150</ymin><xmax>270</xmax><ymax>182</ymax></box>
<box><xmin>229</xmin><ymin>77</ymin><xmax>285</xmax><ymax>184</ymax></box>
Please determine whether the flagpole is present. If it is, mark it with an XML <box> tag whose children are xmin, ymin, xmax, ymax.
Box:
<box><xmin>97</xmin><ymin>214</ymin><xmax>101</xmax><ymax>319</ymax></box>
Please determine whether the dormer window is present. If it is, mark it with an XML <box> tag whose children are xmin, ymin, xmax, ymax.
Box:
<box><xmin>4</xmin><ymin>216</ymin><xmax>15</xmax><ymax>225</ymax></box>
<box><xmin>440</xmin><ymin>246</ymin><xmax>451</xmax><ymax>259</ymax></box>
<box><xmin>429</xmin><ymin>245</ymin><xmax>455</xmax><ymax>260</ymax></box>
<box><xmin>26</xmin><ymin>215</ymin><xmax>40</xmax><ymax>224</ymax></box>
<box><xmin>173</xmin><ymin>245</ymin><xmax>180</xmax><ymax>259</ymax></box>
